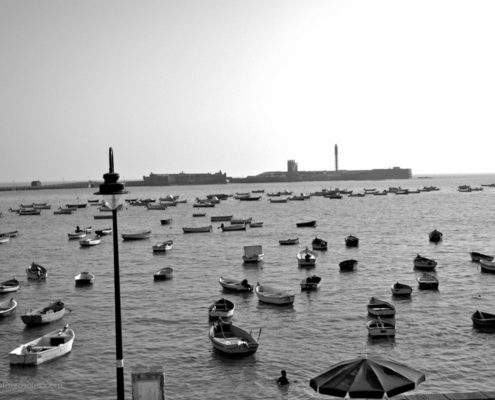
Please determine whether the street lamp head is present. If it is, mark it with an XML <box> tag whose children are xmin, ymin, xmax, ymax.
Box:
<box><xmin>94</xmin><ymin>148</ymin><xmax>129</xmax><ymax>209</ymax></box>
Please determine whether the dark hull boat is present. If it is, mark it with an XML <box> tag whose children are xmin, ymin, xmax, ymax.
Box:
<box><xmin>279</xmin><ymin>238</ymin><xmax>299</xmax><ymax>245</ymax></box>
<box><xmin>417</xmin><ymin>273</ymin><xmax>439</xmax><ymax>289</ymax></box>
<box><xmin>296</xmin><ymin>221</ymin><xmax>316</xmax><ymax>228</ymax></box>
<box><xmin>339</xmin><ymin>259</ymin><xmax>358</xmax><ymax>271</ymax></box>
<box><xmin>429</xmin><ymin>229</ymin><xmax>443</xmax><ymax>243</ymax></box>
<box><xmin>470</xmin><ymin>252</ymin><xmax>494</xmax><ymax>262</ymax></box>
<box><xmin>345</xmin><ymin>235</ymin><xmax>359</xmax><ymax>247</ymax></box>
<box><xmin>471</xmin><ymin>310</ymin><xmax>495</xmax><ymax>327</ymax></box>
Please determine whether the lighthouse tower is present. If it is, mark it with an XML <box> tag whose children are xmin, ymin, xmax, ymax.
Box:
<box><xmin>335</xmin><ymin>144</ymin><xmax>339</xmax><ymax>172</ymax></box>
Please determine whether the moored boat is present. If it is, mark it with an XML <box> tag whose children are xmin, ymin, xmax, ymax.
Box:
<box><xmin>26</xmin><ymin>263</ymin><xmax>47</xmax><ymax>279</ymax></box>
<box><xmin>152</xmin><ymin>240</ymin><xmax>174</xmax><ymax>252</ymax></box>
<box><xmin>0</xmin><ymin>237</ymin><xmax>9</xmax><ymax>244</ymax></box>
<box><xmin>76</xmin><ymin>226</ymin><xmax>92</xmax><ymax>233</ymax></box>
<box><xmin>9</xmin><ymin>324</ymin><xmax>75</xmax><ymax>365</ymax></box>
<box><xmin>300</xmin><ymin>275</ymin><xmax>322</xmax><ymax>291</ymax></box>
<box><xmin>470</xmin><ymin>252</ymin><xmax>494</xmax><ymax>262</ymax></box>
<box><xmin>0</xmin><ymin>277</ymin><xmax>20</xmax><ymax>293</ymax></box>
<box><xmin>367</xmin><ymin>317</ymin><xmax>396</xmax><ymax>337</ymax></box>
<box><xmin>279</xmin><ymin>238</ymin><xmax>299</xmax><ymax>245</ymax></box>
<box><xmin>471</xmin><ymin>310</ymin><xmax>495</xmax><ymax>327</ymax></box>
<box><xmin>367</xmin><ymin>297</ymin><xmax>396</xmax><ymax>317</ymax></box>
<box><xmin>211</xmin><ymin>215</ymin><xmax>233</xmax><ymax>222</ymax></box>
<box><xmin>218</xmin><ymin>277</ymin><xmax>253</xmax><ymax>292</ymax></box>
<box><xmin>339</xmin><ymin>259</ymin><xmax>358</xmax><ymax>271</ymax></box>
<box><xmin>255</xmin><ymin>283</ymin><xmax>295</xmax><ymax>305</ymax></box>
<box><xmin>312</xmin><ymin>237</ymin><xmax>328</xmax><ymax>251</ymax></box>
<box><xmin>414</xmin><ymin>254</ymin><xmax>437</xmax><ymax>270</ymax></box>
<box><xmin>153</xmin><ymin>267</ymin><xmax>174</xmax><ymax>281</ymax></box>
<box><xmin>122</xmin><ymin>231</ymin><xmax>151</xmax><ymax>240</ymax></box>
<box><xmin>21</xmin><ymin>300</ymin><xmax>65</xmax><ymax>325</ymax></box>
<box><xmin>193</xmin><ymin>213</ymin><xmax>206</xmax><ymax>217</ymax></box>
<box><xmin>390</xmin><ymin>282</ymin><xmax>412</xmax><ymax>296</ymax></box>
<box><xmin>479</xmin><ymin>259</ymin><xmax>495</xmax><ymax>273</ymax></box>
<box><xmin>231</xmin><ymin>218</ymin><xmax>253</xmax><ymax>225</ymax></box>
<box><xmin>248</xmin><ymin>222</ymin><xmax>264</xmax><ymax>228</ymax></box>
<box><xmin>74</xmin><ymin>272</ymin><xmax>95</xmax><ymax>284</ymax></box>
<box><xmin>18</xmin><ymin>209</ymin><xmax>41</xmax><ymax>215</ymax></box>
<box><xmin>182</xmin><ymin>226</ymin><xmax>212</xmax><ymax>233</ymax></box>
<box><xmin>429</xmin><ymin>229</ymin><xmax>443</xmax><ymax>243</ymax></box>
<box><xmin>68</xmin><ymin>232</ymin><xmax>86</xmax><ymax>240</ymax></box>
<box><xmin>95</xmin><ymin>228</ymin><xmax>112</xmax><ymax>236</ymax></box>
<box><xmin>242</xmin><ymin>245</ymin><xmax>264</xmax><ymax>263</ymax></box>
<box><xmin>297</xmin><ymin>247</ymin><xmax>317</xmax><ymax>267</ymax></box>
<box><xmin>208</xmin><ymin>298</ymin><xmax>235</xmax><ymax>319</ymax></box>
<box><xmin>269</xmin><ymin>198</ymin><xmax>288</xmax><ymax>203</ymax></box>
<box><xmin>296</xmin><ymin>220</ymin><xmax>316</xmax><ymax>227</ymax></box>
<box><xmin>208</xmin><ymin>320</ymin><xmax>259</xmax><ymax>356</ymax></box>
<box><xmin>79</xmin><ymin>236</ymin><xmax>102</xmax><ymax>246</ymax></box>
<box><xmin>146</xmin><ymin>204</ymin><xmax>167</xmax><ymax>210</ymax></box>
<box><xmin>193</xmin><ymin>202</ymin><xmax>215</xmax><ymax>208</ymax></box>
<box><xmin>220</xmin><ymin>224</ymin><xmax>246</xmax><ymax>232</ymax></box>
<box><xmin>417</xmin><ymin>273</ymin><xmax>439</xmax><ymax>289</ymax></box>
<box><xmin>160</xmin><ymin>219</ymin><xmax>173</xmax><ymax>225</ymax></box>
<box><xmin>0</xmin><ymin>230</ymin><xmax>19</xmax><ymax>238</ymax></box>
<box><xmin>345</xmin><ymin>235</ymin><xmax>359</xmax><ymax>247</ymax></box>
<box><xmin>0</xmin><ymin>298</ymin><xmax>17</xmax><ymax>317</ymax></box>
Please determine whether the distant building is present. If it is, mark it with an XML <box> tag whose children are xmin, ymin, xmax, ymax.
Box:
<box><xmin>143</xmin><ymin>171</ymin><xmax>227</xmax><ymax>186</ymax></box>
<box><xmin>287</xmin><ymin>160</ymin><xmax>298</xmax><ymax>173</ymax></box>
<box><xmin>31</xmin><ymin>180</ymin><xmax>41</xmax><ymax>187</ymax></box>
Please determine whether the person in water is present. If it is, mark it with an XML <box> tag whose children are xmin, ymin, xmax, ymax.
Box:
<box><xmin>276</xmin><ymin>370</ymin><xmax>289</xmax><ymax>385</ymax></box>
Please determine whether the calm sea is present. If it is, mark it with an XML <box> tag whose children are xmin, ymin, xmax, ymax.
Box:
<box><xmin>0</xmin><ymin>175</ymin><xmax>494</xmax><ymax>400</ymax></box>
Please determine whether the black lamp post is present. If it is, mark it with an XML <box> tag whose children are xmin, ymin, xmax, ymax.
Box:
<box><xmin>94</xmin><ymin>148</ymin><xmax>128</xmax><ymax>399</ymax></box>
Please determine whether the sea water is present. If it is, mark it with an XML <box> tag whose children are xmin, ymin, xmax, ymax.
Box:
<box><xmin>0</xmin><ymin>175</ymin><xmax>494</xmax><ymax>399</ymax></box>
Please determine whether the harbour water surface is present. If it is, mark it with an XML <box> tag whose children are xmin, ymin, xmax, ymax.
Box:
<box><xmin>0</xmin><ymin>175</ymin><xmax>494</xmax><ymax>399</ymax></box>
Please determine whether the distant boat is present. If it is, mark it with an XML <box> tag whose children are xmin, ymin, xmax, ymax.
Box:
<box><xmin>94</xmin><ymin>214</ymin><xmax>113</xmax><ymax>219</ymax></box>
<box><xmin>367</xmin><ymin>317</ymin><xmax>396</xmax><ymax>338</ymax></box>
<box><xmin>390</xmin><ymin>282</ymin><xmax>412</xmax><ymax>296</ymax></box>
<box><xmin>122</xmin><ymin>231</ymin><xmax>151</xmax><ymax>240</ymax></box>
<box><xmin>153</xmin><ymin>267</ymin><xmax>174</xmax><ymax>281</ymax></box>
<box><xmin>193</xmin><ymin>213</ymin><xmax>206</xmax><ymax>217</ymax></box>
<box><xmin>218</xmin><ymin>277</ymin><xmax>253</xmax><ymax>292</ymax></box>
<box><xmin>429</xmin><ymin>229</ymin><xmax>443</xmax><ymax>243</ymax></box>
<box><xmin>208</xmin><ymin>298</ymin><xmax>235</xmax><ymax>319</ymax></box>
<box><xmin>345</xmin><ymin>235</ymin><xmax>359</xmax><ymax>247</ymax></box>
<box><xmin>248</xmin><ymin>222</ymin><xmax>263</xmax><ymax>228</ymax></box>
<box><xmin>0</xmin><ymin>277</ymin><xmax>20</xmax><ymax>293</ymax></box>
<box><xmin>296</xmin><ymin>220</ymin><xmax>316</xmax><ymax>228</ymax></box>
<box><xmin>255</xmin><ymin>283</ymin><xmax>295</xmax><ymax>305</ymax></box>
<box><xmin>152</xmin><ymin>240</ymin><xmax>174</xmax><ymax>252</ymax></box>
<box><xmin>470</xmin><ymin>252</ymin><xmax>494</xmax><ymax>262</ymax></box>
<box><xmin>367</xmin><ymin>297</ymin><xmax>396</xmax><ymax>317</ymax></box>
<box><xmin>95</xmin><ymin>228</ymin><xmax>112</xmax><ymax>236</ymax></box>
<box><xmin>182</xmin><ymin>226</ymin><xmax>212</xmax><ymax>233</ymax></box>
<box><xmin>339</xmin><ymin>259</ymin><xmax>358</xmax><ymax>271</ymax></box>
<box><xmin>21</xmin><ymin>299</ymin><xmax>65</xmax><ymax>325</ymax></box>
<box><xmin>0</xmin><ymin>237</ymin><xmax>9</xmax><ymax>244</ymax></box>
<box><xmin>26</xmin><ymin>262</ymin><xmax>47</xmax><ymax>279</ymax></box>
<box><xmin>297</xmin><ymin>247</ymin><xmax>317</xmax><ymax>267</ymax></box>
<box><xmin>417</xmin><ymin>273</ymin><xmax>439</xmax><ymax>289</ymax></box>
<box><xmin>0</xmin><ymin>298</ymin><xmax>17</xmax><ymax>317</ymax></box>
<box><xmin>479</xmin><ymin>259</ymin><xmax>495</xmax><ymax>273</ymax></box>
<box><xmin>160</xmin><ymin>219</ymin><xmax>173</xmax><ymax>225</ymax></box>
<box><xmin>231</xmin><ymin>218</ymin><xmax>252</xmax><ymax>225</ymax></box>
<box><xmin>211</xmin><ymin>215</ymin><xmax>233</xmax><ymax>222</ymax></box>
<box><xmin>414</xmin><ymin>254</ymin><xmax>437</xmax><ymax>270</ymax></box>
<box><xmin>0</xmin><ymin>230</ymin><xmax>19</xmax><ymax>238</ymax></box>
<box><xmin>54</xmin><ymin>210</ymin><xmax>74</xmax><ymax>215</ymax></box>
<box><xmin>68</xmin><ymin>232</ymin><xmax>86</xmax><ymax>240</ymax></box>
<box><xmin>79</xmin><ymin>236</ymin><xmax>102</xmax><ymax>247</ymax></box>
<box><xmin>193</xmin><ymin>202</ymin><xmax>215</xmax><ymax>208</ymax></box>
<box><xmin>242</xmin><ymin>245</ymin><xmax>264</xmax><ymax>263</ymax></box>
<box><xmin>279</xmin><ymin>238</ymin><xmax>299</xmax><ymax>245</ymax></box>
<box><xmin>220</xmin><ymin>224</ymin><xmax>246</xmax><ymax>232</ymax></box>
<box><xmin>312</xmin><ymin>237</ymin><xmax>328</xmax><ymax>251</ymax></box>
<box><xmin>74</xmin><ymin>272</ymin><xmax>95</xmax><ymax>284</ymax></box>
<box><xmin>471</xmin><ymin>310</ymin><xmax>495</xmax><ymax>327</ymax></box>
<box><xmin>300</xmin><ymin>275</ymin><xmax>322</xmax><ymax>291</ymax></box>
<box><xmin>76</xmin><ymin>226</ymin><xmax>92</xmax><ymax>233</ymax></box>
<box><xmin>209</xmin><ymin>321</ymin><xmax>259</xmax><ymax>357</ymax></box>
<box><xmin>18</xmin><ymin>209</ymin><xmax>41</xmax><ymax>216</ymax></box>
<box><xmin>238</xmin><ymin>196</ymin><xmax>261</xmax><ymax>201</ymax></box>
<box><xmin>147</xmin><ymin>204</ymin><xmax>167</xmax><ymax>210</ymax></box>
<box><xmin>9</xmin><ymin>324</ymin><xmax>75</xmax><ymax>365</ymax></box>
<box><xmin>269</xmin><ymin>198</ymin><xmax>288</xmax><ymax>203</ymax></box>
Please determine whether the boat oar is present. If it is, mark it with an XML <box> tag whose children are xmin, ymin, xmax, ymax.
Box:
<box><xmin>257</xmin><ymin>327</ymin><xmax>263</xmax><ymax>342</ymax></box>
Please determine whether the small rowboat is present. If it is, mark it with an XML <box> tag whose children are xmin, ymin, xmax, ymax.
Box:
<box><xmin>297</xmin><ymin>247</ymin><xmax>317</xmax><ymax>267</ymax></box>
<box><xmin>0</xmin><ymin>278</ymin><xmax>20</xmax><ymax>293</ymax></box>
<box><xmin>211</xmin><ymin>215</ymin><xmax>233</xmax><ymax>222</ymax></box>
<box><xmin>79</xmin><ymin>236</ymin><xmax>102</xmax><ymax>246</ymax></box>
<box><xmin>367</xmin><ymin>317</ymin><xmax>396</xmax><ymax>337</ymax></box>
<box><xmin>238</xmin><ymin>196</ymin><xmax>261</xmax><ymax>201</ymax></box>
<box><xmin>391</xmin><ymin>282</ymin><xmax>412</xmax><ymax>296</ymax></box>
<box><xmin>21</xmin><ymin>300</ymin><xmax>65</xmax><ymax>325</ymax></box>
<box><xmin>95</xmin><ymin>228</ymin><xmax>112</xmax><ymax>236</ymax></box>
<box><xmin>75</xmin><ymin>272</ymin><xmax>95</xmax><ymax>284</ymax></box>
<box><xmin>193</xmin><ymin>213</ymin><xmax>206</xmax><ymax>217</ymax></box>
<box><xmin>367</xmin><ymin>297</ymin><xmax>396</xmax><ymax>317</ymax></box>
<box><xmin>414</xmin><ymin>254</ymin><xmax>437</xmax><ymax>270</ymax></box>
<box><xmin>68</xmin><ymin>232</ymin><xmax>86</xmax><ymax>240</ymax></box>
<box><xmin>193</xmin><ymin>202</ymin><xmax>215</xmax><ymax>208</ymax></box>
<box><xmin>160</xmin><ymin>219</ymin><xmax>173</xmax><ymax>225</ymax></box>
<box><xmin>470</xmin><ymin>252</ymin><xmax>494</xmax><ymax>262</ymax></box>
<box><xmin>312</xmin><ymin>237</ymin><xmax>328</xmax><ymax>250</ymax></box>
<box><xmin>255</xmin><ymin>283</ymin><xmax>295</xmax><ymax>305</ymax></box>
<box><xmin>0</xmin><ymin>298</ymin><xmax>17</xmax><ymax>317</ymax></box>
<box><xmin>269</xmin><ymin>198</ymin><xmax>288</xmax><ymax>203</ymax></box>
<box><xmin>218</xmin><ymin>277</ymin><xmax>253</xmax><ymax>292</ymax></box>
<box><xmin>0</xmin><ymin>230</ymin><xmax>19</xmax><ymax>238</ymax></box>
<box><xmin>76</xmin><ymin>226</ymin><xmax>92</xmax><ymax>233</ymax></box>
<box><xmin>429</xmin><ymin>229</ymin><xmax>443</xmax><ymax>243</ymax></box>
<box><xmin>147</xmin><ymin>204</ymin><xmax>167</xmax><ymax>210</ymax></box>
<box><xmin>279</xmin><ymin>238</ymin><xmax>298</xmax><ymax>245</ymax></box>
<box><xmin>248</xmin><ymin>222</ymin><xmax>264</xmax><ymax>228</ymax></box>
<box><xmin>0</xmin><ymin>237</ymin><xmax>9</xmax><ymax>244</ymax></box>
<box><xmin>26</xmin><ymin>263</ymin><xmax>47</xmax><ymax>279</ymax></box>
<box><xmin>471</xmin><ymin>310</ymin><xmax>495</xmax><ymax>327</ymax></box>
<box><xmin>296</xmin><ymin>220</ymin><xmax>316</xmax><ymax>228</ymax></box>
<box><xmin>231</xmin><ymin>218</ymin><xmax>252</xmax><ymax>225</ymax></box>
<box><xmin>122</xmin><ymin>231</ymin><xmax>151</xmax><ymax>240</ymax></box>
<box><xmin>479</xmin><ymin>259</ymin><xmax>495</xmax><ymax>273</ymax></box>
<box><xmin>339</xmin><ymin>259</ymin><xmax>358</xmax><ymax>271</ymax></box>
<box><xmin>183</xmin><ymin>226</ymin><xmax>212</xmax><ymax>233</ymax></box>
<box><xmin>208</xmin><ymin>298</ymin><xmax>235</xmax><ymax>319</ymax></box>
<box><xmin>153</xmin><ymin>267</ymin><xmax>173</xmax><ymax>281</ymax></box>
<box><xmin>209</xmin><ymin>321</ymin><xmax>259</xmax><ymax>356</ymax></box>
<box><xmin>9</xmin><ymin>324</ymin><xmax>75</xmax><ymax>365</ymax></box>
<box><xmin>345</xmin><ymin>235</ymin><xmax>359</xmax><ymax>247</ymax></box>
<box><xmin>300</xmin><ymin>275</ymin><xmax>322</xmax><ymax>291</ymax></box>
<box><xmin>18</xmin><ymin>209</ymin><xmax>41</xmax><ymax>215</ymax></box>
<box><xmin>152</xmin><ymin>240</ymin><xmax>174</xmax><ymax>252</ymax></box>
<box><xmin>220</xmin><ymin>224</ymin><xmax>246</xmax><ymax>232</ymax></box>
<box><xmin>417</xmin><ymin>273</ymin><xmax>439</xmax><ymax>289</ymax></box>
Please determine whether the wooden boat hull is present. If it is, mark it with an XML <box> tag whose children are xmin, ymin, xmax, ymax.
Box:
<box><xmin>211</xmin><ymin>216</ymin><xmax>233</xmax><ymax>221</ymax></box>
<box><xmin>296</xmin><ymin>221</ymin><xmax>316</xmax><ymax>227</ymax></box>
<box><xmin>345</xmin><ymin>236</ymin><xmax>359</xmax><ymax>247</ymax></box>
<box><xmin>21</xmin><ymin>301</ymin><xmax>65</xmax><ymax>325</ymax></box>
<box><xmin>0</xmin><ymin>299</ymin><xmax>17</xmax><ymax>317</ymax></box>
<box><xmin>391</xmin><ymin>283</ymin><xmax>412</xmax><ymax>296</ymax></box>
<box><xmin>153</xmin><ymin>268</ymin><xmax>174</xmax><ymax>280</ymax></box>
<box><xmin>79</xmin><ymin>239</ymin><xmax>101</xmax><ymax>246</ymax></box>
<box><xmin>255</xmin><ymin>285</ymin><xmax>295</xmax><ymax>305</ymax></box>
<box><xmin>182</xmin><ymin>226</ymin><xmax>212</xmax><ymax>233</ymax></box>
<box><xmin>339</xmin><ymin>259</ymin><xmax>358</xmax><ymax>271</ymax></box>
<box><xmin>417</xmin><ymin>275</ymin><xmax>439</xmax><ymax>289</ymax></box>
<box><xmin>471</xmin><ymin>311</ymin><xmax>495</xmax><ymax>327</ymax></box>
<box><xmin>218</xmin><ymin>277</ymin><xmax>253</xmax><ymax>292</ymax></box>
<box><xmin>367</xmin><ymin>298</ymin><xmax>396</xmax><ymax>317</ymax></box>
<box><xmin>26</xmin><ymin>263</ymin><xmax>47</xmax><ymax>280</ymax></box>
<box><xmin>75</xmin><ymin>273</ymin><xmax>94</xmax><ymax>284</ymax></box>
<box><xmin>208</xmin><ymin>299</ymin><xmax>235</xmax><ymax>318</ymax></box>
<box><xmin>221</xmin><ymin>225</ymin><xmax>246</xmax><ymax>231</ymax></box>
<box><xmin>122</xmin><ymin>231</ymin><xmax>151</xmax><ymax>240</ymax></box>
<box><xmin>152</xmin><ymin>241</ymin><xmax>174</xmax><ymax>252</ymax></box>
<box><xmin>470</xmin><ymin>252</ymin><xmax>494</xmax><ymax>262</ymax></box>
<box><xmin>0</xmin><ymin>278</ymin><xmax>20</xmax><ymax>293</ymax></box>
<box><xmin>367</xmin><ymin>320</ymin><xmax>396</xmax><ymax>337</ymax></box>
<box><xmin>300</xmin><ymin>276</ymin><xmax>322</xmax><ymax>291</ymax></box>
<box><xmin>9</xmin><ymin>326</ymin><xmax>75</xmax><ymax>365</ymax></box>
<box><xmin>231</xmin><ymin>218</ymin><xmax>252</xmax><ymax>225</ymax></box>
<box><xmin>297</xmin><ymin>248</ymin><xmax>318</xmax><ymax>267</ymax></box>
<box><xmin>242</xmin><ymin>254</ymin><xmax>264</xmax><ymax>263</ymax></box>
<box><xmin>414</xmin><ymin>259</ymin><xmax>437</xmax><ymax>270</ymax></box>
<box><xmin>209</xmin><ymin>323</ymin><xmax>259</xmax><ymax>357</ymax></box>
<box><xmin>279</xmin><ymin>239</ymin><xmax>298</xmax><ymax>245</ymax></box>
<box><xmin>479</xmin><ymin>260</ymin><xmax>495</xmax><ymax>273</ymax></box>
<box><xmin>0</xmin><ymin>231</ymin><xmax>19</xmax><ymax>238</ymax></box>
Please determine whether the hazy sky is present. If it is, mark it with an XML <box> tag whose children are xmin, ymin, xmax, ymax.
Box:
<box><xmin>1</xmin><ymin>1</ymin><xmax>494</xmax><ymax>182</ymax></box>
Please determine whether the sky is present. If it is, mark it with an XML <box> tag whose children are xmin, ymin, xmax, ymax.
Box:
<box><xmin>1</xmin><ymin>0</ymin><xmax>495</xmax><ymax>183</ymax></box>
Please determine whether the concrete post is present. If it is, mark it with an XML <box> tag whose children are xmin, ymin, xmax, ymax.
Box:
<box><xmin>132</xmin><ymin>366</ymin><xmax>165</xmax><ymax>400</ymax></box>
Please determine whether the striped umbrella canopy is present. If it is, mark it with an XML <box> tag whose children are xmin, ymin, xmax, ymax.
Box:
<box><xmin>309</xmin><ymin>356</ymin><xmax>425</xmax><ymax>398</ymax></box>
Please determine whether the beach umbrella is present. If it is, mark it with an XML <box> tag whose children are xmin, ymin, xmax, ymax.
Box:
<box><xmin>309</xmin><ymin>356</ymin><xmax>425</xmax><ymax>398</ymax></box>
